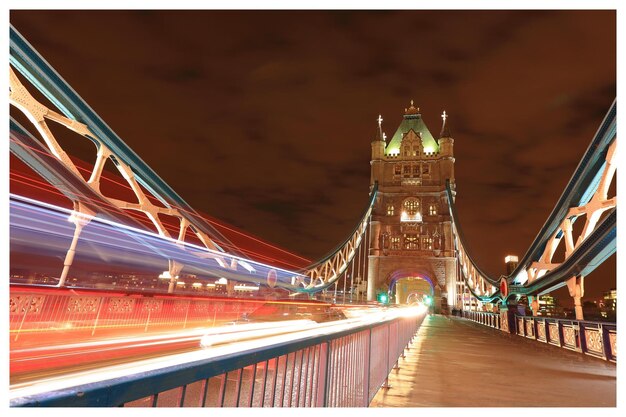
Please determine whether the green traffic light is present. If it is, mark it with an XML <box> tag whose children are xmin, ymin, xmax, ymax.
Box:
<box><xmin>378</xmin><ymin>293</ymin><xmax>388</xmax><ymax>304</ymax></box>
<box><xmin>423</xmin><ymin>296</ymin><xmax>432</xmax><ymax>306</ymax></box>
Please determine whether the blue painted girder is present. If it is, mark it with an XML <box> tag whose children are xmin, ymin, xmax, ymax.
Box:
<box><xmin>446</xmin><ymin>99</ymin><xmax>616</xmax><ymax>302</ymax></box>
<box><xmin>9</xmin><ymin>25</ymin><xmax>240</xmax><ymax>257</ymax></box>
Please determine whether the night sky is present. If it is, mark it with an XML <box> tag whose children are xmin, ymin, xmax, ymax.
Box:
<box><xmin>10</xmin><ymin>10</ymin><xmax>616</xmax><ymax>304</ymax></box>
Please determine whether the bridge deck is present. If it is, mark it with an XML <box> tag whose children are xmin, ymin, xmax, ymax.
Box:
<box><xmin>370</xmin><ymin>315</ymin><xmax>616</xmax><ymax>407</ymax></box>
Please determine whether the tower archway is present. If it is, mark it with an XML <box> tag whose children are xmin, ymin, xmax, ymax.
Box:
<box><xmin>387</xmin><ymin>269</ymin><xmax>439</xmax><ymax>305</ymax></box>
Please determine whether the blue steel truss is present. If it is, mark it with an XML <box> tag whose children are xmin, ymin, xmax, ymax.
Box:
<box><xmin>446</xmin><ymin>100</ymin><xmax>616</xmax><ymax>303</ymax></box>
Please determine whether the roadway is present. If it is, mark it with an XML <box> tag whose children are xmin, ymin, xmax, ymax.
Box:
<box><xmin>370</xmin><ymin>315</ymin><xmax>616</xmax><ymax>407</ymax></box>
<box><xmin>10</xmin><ymin>305</ymin><xmax>419</xmax><ymax>403</ymax></box>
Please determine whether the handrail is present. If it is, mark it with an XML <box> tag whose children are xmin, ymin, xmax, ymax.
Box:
<box><xmin>464</xmin><ymin>311</ymin><xmax>616</xmax><ymax>362</ymax></box>
<box><xmin>10</xmin><ymin>312</ymin><xmax>425</xmax><ymax>407</ymax></box>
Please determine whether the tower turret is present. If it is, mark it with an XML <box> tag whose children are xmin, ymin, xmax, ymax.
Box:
<box><xmin>370</xmin><ymin>114</ymin><xmax>386</xmax><ymax>186</ymax></box>
<box><xmin>438</xmin><ymin>110</ymin><xmax>455</xmax><ymax>182</ymax></box>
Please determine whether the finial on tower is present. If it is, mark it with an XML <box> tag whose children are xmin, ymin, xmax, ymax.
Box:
<box><xmin>440</xmin><ymin>109</ymin><xmax>452</xmax><ymax>138</ymax></box>
<box><xmin>375</xmin><ymin>114</ymin><xmax>385</xmax><ymax>142</ymax></box>
<box><xmin>404</xmin><ymin>100</ymin><xmax>420</xmax><ymax>116</ymax></box>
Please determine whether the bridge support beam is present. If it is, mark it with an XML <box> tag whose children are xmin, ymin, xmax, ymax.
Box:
<box><xmin>367</xmin><ymin>220</ymin><xmax>382</xmax><ymax>302</ymax></box>
<box><xmin>566</xmin><ymin>276</ymin><xmax>585</xmax><ymax>320</ymax></box>
<box><xmin>58</xmin><ymin>203</ymin><xmax>95</xmax><ymax>288</ymax></box>
<box><xmin>367</xmin><ymin>256</ymin><xmax>379</xmax><ymax>301</ymax></box>
<box><xmin>166</xmin><ymin>260</ymin><xmax>184</xmax><ymax>294</ymax></box>
<box><xmin>528</xmin><ymin>295</ymin><xmax>539</xmax><ymax>316</ymax></box>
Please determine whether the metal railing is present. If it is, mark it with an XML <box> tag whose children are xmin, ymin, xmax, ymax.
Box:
<box><xmin>461</xmin><ymin>310</ymin><xmax>501</xmax><ymax>330</ymax></box>
<box><xmin>11</xmin><ymin>312</ymin><xmax>424</xmax><ymax>407</ymax></box>
<box><xmin>10</xmin><ymin>285</ymin><xmax>260</xmax><ymax>346</ymax></box>
<box><xmin>515</xmin><ymin>315</ymin><xmax>616</xmax><ymax>362</ymax></box>
<box><xmin>462</xmin><ymin>310</ymin><xmax>616</xmax><ymax>362</ymax></box>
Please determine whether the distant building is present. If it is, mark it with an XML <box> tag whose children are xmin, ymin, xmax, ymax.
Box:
<box><xmin>537</xmin><ymin>294</ymin><xmax>557</xmax><ymax>317</ymax></box>
<box><xmin>600</xmin><ymin>288</ymin><xmax>616</xmax><ymax>319</ymax></box>
<box><xmin>505</xmin><ymin>255</ymin><xmax>518</xmax><ymax>275</ymax></box>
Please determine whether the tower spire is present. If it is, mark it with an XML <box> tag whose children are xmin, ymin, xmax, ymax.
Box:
<box><xmin>440</xmin><ymin>110</ymin><xmax>452</xmax><ymax>138</ymax></box>
<box><xmin>375</xmin><ymin>114</ymin><xmax>385</xmax><ymax>142</ymax></box>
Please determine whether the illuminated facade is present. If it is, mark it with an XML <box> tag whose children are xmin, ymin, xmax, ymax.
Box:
<box><xmin>537</xmin><ymin>294</ymin><xmax>558</xmax><ymax>316</ymax></box>
<box><xmin>600</xmin><ymin>288</ymin><xmax>617</xmax><ymax>319</ymax></box>
<box><xmin>505</xmin><ymin>255</ymin><xmax>519</xmax><ymax>275</ymax></box>
<box><xmin>367</xmin><ymin>102</ymin><xmax>458</xmax><ymax>311</ymax></box>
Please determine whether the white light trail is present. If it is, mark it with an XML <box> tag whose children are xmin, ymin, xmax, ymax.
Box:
<box><xmin>10</xmin><ymin>307</ymin><xmax>425</xmax><ymax>400</ymax></box>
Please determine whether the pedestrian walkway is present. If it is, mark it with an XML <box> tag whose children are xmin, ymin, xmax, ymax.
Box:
<box><xmin>370</xmin><ymin>315</ymin><xmax>616</xmax><ymax>407</ymax></box>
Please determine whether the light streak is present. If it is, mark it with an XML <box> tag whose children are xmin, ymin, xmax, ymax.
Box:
<box><xmin>10</xmin><ymin>307</ymin><xmax>425</xmax><ymax>399</ymax></box>
<box><xmin>10</xmin><ymin>171</ymin><xmax>307</xmax><ymax>268</ymax></box>
<box><xmin>10</xmin><ymin>138</ymin><xmax>311</xmax><ymax>265</ymax></box>
<box><xmin>10</xmin><ymin>194</ymin><xmax>309</xmax><ymax>288</ymax></box>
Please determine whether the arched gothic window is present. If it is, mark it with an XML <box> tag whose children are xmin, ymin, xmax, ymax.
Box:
<box><xmin>403</xmin><ymin>198</ymin><xmax>420</xmax><ymax>215</ymax></box>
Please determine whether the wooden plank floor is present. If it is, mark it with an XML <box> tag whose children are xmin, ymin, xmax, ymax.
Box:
<box><xmin>370</xmin><ymin>315</ymin><xmax>616</xmax><ymax>407</ymax></box>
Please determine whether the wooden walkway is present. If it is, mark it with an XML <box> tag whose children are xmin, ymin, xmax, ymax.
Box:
<box><xmin>370</xmin><ymin>315</ymin><xmax>616</xmax><ymax>407</ymax></box>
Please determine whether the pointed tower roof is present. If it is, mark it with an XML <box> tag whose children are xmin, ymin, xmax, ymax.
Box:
<box><xmin>385</xmin><ymin>100</ymin><xmax>439</xmax><ymax>155</ymax></box>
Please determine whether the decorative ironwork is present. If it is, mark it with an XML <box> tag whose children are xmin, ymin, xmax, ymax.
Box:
<box><xmin>10</xmin><ymin>295</ymin><xmax>44</xmax><ymax>315</ymax></box>
<box><xmin>585</xmin><ymin>329</ymin><xmax>604</xmax><ymax>355</ymax></box>
<box><xmin>563</xmin><ymin>326</ymin><xmax>578</xmax><ymax>349</ymax></box>
<box><xmin>537</xmin><ymin>321</ymin><xmax>546</xmax><ymax>341</ymax></box>
<box><xmin>609</xmin><ymin>332</ymin><xmax>617</xmax><ymax>358</ymax></box>
<box><xmin>525</xmin><ymin>319</ymin><xmax>534</xmax><ymax>338</ymax></box>
<box><xmin>108</xmin><ymin>297</ymin><xmax>136</xmax><ymax>314</ymax></box>
<box><xmin>67</xmin><ymin>296</ymin><xmax>101</xmax><ymax>314</ymax></box>
<box><xmin>193</xmin><ymin>303</ymin><xmax>210</xmax><ymax>313</ymax></box>
<box><xmin>548</xmin><ymin>323</ymin><xmax>560</xmax><ymax>345</ymax></box>
<box><xmin>173</xmin><ymin>300</ymin><xmax>190</xmax><ymax>312</ymax></box>
<box><xmin>142</xmin><ymin>299</ymin><xmax>163</xmax><ymax>313</ymax></box>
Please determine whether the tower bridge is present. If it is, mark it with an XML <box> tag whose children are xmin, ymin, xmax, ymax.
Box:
<box><xmin>8</xmin><ymin>26</ymin><xmax>616</xmax><ymax>407</ymax></box>
<box><xmin>368</xmin><ymin>101</ymin><xmax>457</xmax><ymax>311</ymax></box>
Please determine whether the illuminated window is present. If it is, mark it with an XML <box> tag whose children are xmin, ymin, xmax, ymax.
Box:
<box><xmin>403</xmin><ymin>165</ymin><xmax>411</xmax><ymax>177</ymax></box>
<box><xmin>387</xmin><ymin>204</ymin><xmax>395</xmax><ymax>216</ymax></box>
<box><xmin>423</xmin><ymin>237</ymin><xmax>433</xmax><ymax>250</ymax></box>
<box><xmin>394</xmin><ymin>165</ymin><xmax>402</xmax><ymax>176</ymax></box>
<box><xmin>412</xmin><ymin>165</ymin><xmax>420</xmax><ymax>177</ymax></box>
<box><xmin>429</xmin><ymin>204</ymin><xmax>437</xmax><ymax>216</ymax></box>
<box><xmin>403</xmin><ymin>198</ymin><xmax>420</xmax><ymax>215</ymax></box>
<box><xmin>422</xmin><ymin>164</ymin><xmax>430</xmax><ymax>175</ymax></box>
<box><xmin>403</xmin><ymin>234</ymin><xmax>419</xmax><ymax>250</ymax></box>
<box><xmin>390</xmin><ymin>236</ymin><xmax>400</xmax><ymax>250</ymax></box>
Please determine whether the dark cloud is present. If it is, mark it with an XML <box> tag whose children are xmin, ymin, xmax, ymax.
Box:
<box><xmin>10</xmin><ymin>10</ymin><xmax>615</xmax><ymax>304</ymax></box>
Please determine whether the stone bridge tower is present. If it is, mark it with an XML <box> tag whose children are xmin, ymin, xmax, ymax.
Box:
<box><xmin>367</xmin><ymin>101</ymin><xmax>458</xmax><ymax>312</ymax></box>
